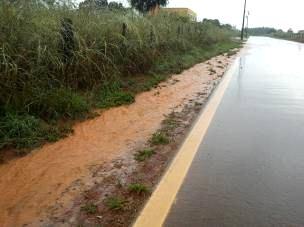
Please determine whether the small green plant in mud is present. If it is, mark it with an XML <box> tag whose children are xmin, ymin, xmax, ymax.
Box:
<box><xmin>105</xmin><ymin>197</ymin><xmax>127</xmax><ymax>211</ymax></box>
<box><xmin>134</xmin><ymin>149</ymin><xmax>155</xmax><ymax>162</ymax></box>
<box><xmin>162</xmin><ymin>114</ymin><xmax>181</xmax><ymax>131</ymax></box>
<box><xmin>128</xmin><ymin>183</ymin><xmax>150</xmax><ymax>195</ymax></box>
<box><xmin>150</xmin><ymin>132</ymin><xmax>169</xmax><ymax>145</ymax></box>
<box><xmin>81</xmin><ymin>203</ymin><xmax>98</xmax><ymax>215</ymax></box>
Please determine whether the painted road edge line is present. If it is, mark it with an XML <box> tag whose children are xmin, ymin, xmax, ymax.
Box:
<box><xmin>133</xmin><ymin>57</ymin><xmax>239</xmax><ymax>227</ymax></box>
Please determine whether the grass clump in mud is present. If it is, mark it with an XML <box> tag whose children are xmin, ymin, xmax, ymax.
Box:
<box><xmin>96</xmin><ymin>83</ymin><xmax>135</xmax><ymax>109</ymax></box>
<box><xmin>128</xmin><ymin>183</ymin><xmax>149</xmax><ymax>195</ymax></box>
<box><xmin>81</xmin><ymin>203</ymin><xmax>98</xmax><ymax>215</ymax></box>
<box><xmin>162</xmin><ymin>113</ymin><xmax>181</xmax><ymax>131</ymax></box>
<box><xmin>97</xmin><ymin>91</ymin><xmax>135</xmax><ymax>109</ymax></box>
<box><xmin>105</xmin><ymin>197</ymin><xmax>127</xmax><ymax>211</ymax></box>
<box><xmin>150</xmin><ymin>132</ymin><xmax>170</xmax><ymax>145</ymax></box>
<box><xmin>134</xmin><ymin>149</ymin><xmax>155</xmax><ymax>162</ymax></box>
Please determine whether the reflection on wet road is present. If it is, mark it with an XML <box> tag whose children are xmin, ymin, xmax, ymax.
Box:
<box><xmin>165</xmin><ymin>37</ymin><xmax>304</xmax><ymax>226</ymax></box>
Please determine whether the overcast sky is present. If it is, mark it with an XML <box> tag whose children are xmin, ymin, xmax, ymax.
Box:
<box><xmin>88</xmin><ymin>0</ymin><xmax>304</xmax><ymax>32</ymax></box>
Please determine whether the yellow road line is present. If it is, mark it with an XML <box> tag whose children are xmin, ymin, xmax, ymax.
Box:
<box><xmin>133</xmin><ymin>58</ymin><xmax>239</xmax><ymax>227</ymax></box>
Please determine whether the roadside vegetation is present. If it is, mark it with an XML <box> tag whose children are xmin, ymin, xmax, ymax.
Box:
<box><xmin>0</xmin><ymin>0</ymin><xmax>239</xmax><ymax>153</ymax></box>
<box><xmin>134</xmin><ymin>148</ymin><xmax>155</xmax><ymax>162</ymax></box>
<box><xmin>128</xmin><ymin>183</ymin><xmax>149</xmax><ymax>195</ymax></box>
<box><xmin>248</xmin><ymin>27</ymin><xmax>304</xmax><ymax>43</ymax></box>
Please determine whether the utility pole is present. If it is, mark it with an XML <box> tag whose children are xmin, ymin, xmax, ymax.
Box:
<box><xmin>241</xmin><ymin>0</ymin><xmax>247</xmax><ymax>40</ymax></box>
<box><xmin>246</xmin><ymin>11</ymin><xmax>249</xmax><ymax>38</ymax></box>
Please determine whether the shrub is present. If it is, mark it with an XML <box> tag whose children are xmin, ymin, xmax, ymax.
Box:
<box><xmin>0</xmin><ymin>112</ymin><xmax>71</xmax><ymax>150</ymax></box>
<box><xmin>32</xmin><ymin>88</ymin><xmax>90</xmax><ymax>119</ymax></box>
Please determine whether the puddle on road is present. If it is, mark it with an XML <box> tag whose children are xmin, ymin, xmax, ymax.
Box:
<box><xmin>0</xmin><ymin>55</ymin><xmax>234</xmax><ymax>226</ymax></box>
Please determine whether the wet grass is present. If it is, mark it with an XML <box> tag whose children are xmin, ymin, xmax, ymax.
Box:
<box><xmin>96</xmin><ymin>90</ymin><xmax>135</xmax><ymax>109</ymax></box>
<box><xmin>150</xmin><ymin>132</ymin><xmax>170</xmax><ymax>145</ymax></box>
<box><xmin>105</xmin><ymin>197</ymin><xmax>127</xmax><ymax>211</ymax></box>
<box><xmin>128</xmin><ymin>183</ymin><xmax>149</xmax><ymax>195</ymax></box>
<box><xmin>0</xmin><ymin>2</ymin><xmax>240</xmax><ymax>154</ymax></box>
<box><xmin>134</xmin><ymin>149</ymin><xmax>155</xmax><ymax>162</ymax></box>
<box><xmin>0</xmin><ymin>113</ymin><xmax>72</xmax><ymax>152</ymax></box>
<box><xmin>162</xmin><ymin>113</ymin><xmax>182</xmax><ymax>132</ymax></box>
<box><xmin>81</xmin><ymin>203</ymin><xmax>98</xmax><ymax>215</ymax></box>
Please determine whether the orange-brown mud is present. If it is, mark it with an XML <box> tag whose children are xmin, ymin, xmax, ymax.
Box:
<box><xmin>0</xmin><ymin>54</ymin><xmax>236</xmax><ymax>226</ymax></box>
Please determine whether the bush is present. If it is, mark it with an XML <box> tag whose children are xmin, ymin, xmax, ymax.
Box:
<box><xmin>96</xmin><ymin>84</ymin><xmax>135</xmax><ymax>108</ymax></box>
<box><xmin>0</xmin><ymin>112</ymin><xmax>71</xmax><ymax>150</ymax></box>
<box><xmin>31</xmin><ymin>88</ymin><xmax>90</xmax><ymax>119</ymax></box>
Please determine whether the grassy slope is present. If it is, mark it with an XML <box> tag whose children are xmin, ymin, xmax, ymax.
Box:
<box><xmin>0</xmin><ymin>3</ymin><xmax>240</xmax><ymax>154</ymax></box>
<box><xmin>0</xmin><ymin>41</ymin><xmax>240</xmax><ymax>155</ymax></box>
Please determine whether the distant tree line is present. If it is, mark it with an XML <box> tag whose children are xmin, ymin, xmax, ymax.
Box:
<box><xmin>247</xmin><ymin>27</ymin><xmax>298</xmax><ymax>36</ymax></box>
<box><xmin>79</xmin><ymin>0</ymin><xmax>124</xmax><ymax>10</ymax></box>
<box><xmin>202</xmin><ymin>19</ymin><xmax>236</xmax><ymax>31</ymax></box>
<box><xmin>248</xmin><ymin>27</ymin><xmax>278</xmax><ymax>36</ymax></box>
<box><xmin>129</xmin><ymin>0</ymin><xmax>168</xmax><ymax>13</ymax></box>
<box><xmin>79</xmin><ymin>0</ymin><xmax>169</xmax><ymax>13</ymax></box>
<box><xmin>246</xmin><ymin>27</ymin><xmax>304</xmax><ymax>43</ymax></box>
<box><xmin>3</xmin><ymin>0</ymin><xmax>172</xmax><ymax>15</ymax></box>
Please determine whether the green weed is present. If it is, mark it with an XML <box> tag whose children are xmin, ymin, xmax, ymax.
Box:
<box><xmin>134</xmin><ymin>149</ymin><xmax>155</xmax><ymax>162</ymax></box>
<box><xmin>150</xmin><ymin>132</ymin><xmax>169</xmax><ymax>145</ymax></box>
<box><xmin>128</xmin><ymin>183</ymin><xmax>149</xmax><ymax>195</ymax></box>
<box><xmin>105</xmin><ymin>197</ymin><xmax>126</xmax><ymax>211</ymax></box>
<box><xmin>81</xmin><ymin>203</ymin><xmax>98</xmax><ymax>215</ymax></box>
<box><xmin>162</xmin><ymin>114</ymin><xmax>180</xmax><ymax>130</ymax></box>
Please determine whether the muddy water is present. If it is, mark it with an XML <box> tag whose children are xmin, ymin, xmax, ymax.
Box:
<box><xmin>0</xmin><ymin>55</ymin><xmax>233</xmax><ymax>226</ymax></box>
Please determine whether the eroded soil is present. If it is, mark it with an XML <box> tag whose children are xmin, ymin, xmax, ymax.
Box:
<box><xmin>0</xmin><ymin>52</ymin><xmax>237</xmax><ymax>227</ymax></box>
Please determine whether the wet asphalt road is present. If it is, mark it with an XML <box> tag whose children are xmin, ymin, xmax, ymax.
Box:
<box><xmin>164</xmin><ymin>37</ymin><xmax>304</xmax><ymax>227</ymax></box>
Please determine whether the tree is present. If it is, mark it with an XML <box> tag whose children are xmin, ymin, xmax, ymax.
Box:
<box><xmin>44</xmin><ymin>0</ymin><xmax>56</xmax><ymax>5</ymax></box>
<box><xmin>129</xmin><ymin>0</ymin><xmax>168</xmax><ymax>13</ymax></box>
<box><xmin>203</xmin><ymin>19</ymin><xmax>221</xmax><ymax>27</ymax></box>
<box><xmin>79</xmin><ymin>0</ymin><xmax>108</xmax><ymax>9</ymax></box>
<box><xmin>108</xmin><ymin>1</ymin><xmax>123</xmax><ymax>10</ymax></box>
<box><xmin>247</xmin><ymin>27</ymin><xmax>277</xmax><ymax>36</ymax></box>
<box><xmin>4</xmin><ymin>0</ymin><xmax>76</xmax><ymax>8</ymax></box>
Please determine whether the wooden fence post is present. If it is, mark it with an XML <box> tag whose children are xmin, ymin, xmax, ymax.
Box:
<box><xmin>122</xmin><ymin>22</ymin><xmax>127</xmax><ymax>37</ymax></box>
<box><xmin>150</xmin><ymin>26</ymin><xmax>154</xmax><ymax>44</ymax></box>
<box><xmin>60</xmin><ymin>18</ymin><xmax>75</xmax><ymax>63</ymax></box>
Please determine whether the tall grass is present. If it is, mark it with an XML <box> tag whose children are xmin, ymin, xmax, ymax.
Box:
<box><xmin>0</xmin><ymin>2</ymin><xmax>239</xmax><ymax>152</ymax></box>
<box><xmin>273</xmin><ymin>31</ymin><xmax>304</xmax><ymax>43</ymax></box>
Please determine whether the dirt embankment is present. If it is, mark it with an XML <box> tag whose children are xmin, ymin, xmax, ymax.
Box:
<box><xmin>0</xmin><ymin>53</ymin><xmax>237</xmax><ymax>227</ymax></box>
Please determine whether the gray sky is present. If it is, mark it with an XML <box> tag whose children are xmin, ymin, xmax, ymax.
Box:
<box><xmin>84</xmin><ymin>0</ymin><xmax>304</xmax><ymax>32</ymax></box>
